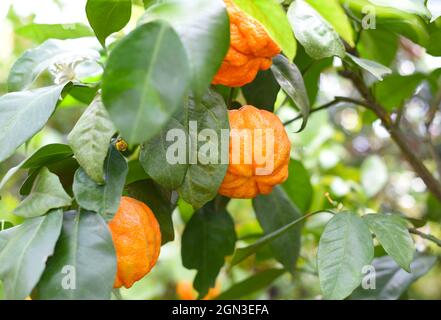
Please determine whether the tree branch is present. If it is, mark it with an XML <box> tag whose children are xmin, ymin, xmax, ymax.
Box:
<box><xmin>409</xmin><ymin>228</ymin><xmax>441</xmax><ymax>247</ymax></box>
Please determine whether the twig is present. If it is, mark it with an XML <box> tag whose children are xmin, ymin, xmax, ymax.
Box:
<box><xmin>409</xmin><ymin>228</ymin><xmax>441</xmax><ymax>247</ymax></box>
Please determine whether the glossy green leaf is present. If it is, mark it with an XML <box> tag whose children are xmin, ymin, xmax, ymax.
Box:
<box><xmin>233</xmin><ymin>0</ymin><xmax>296</xmax><ymax>60</ymax></box>
<box><xmin>7</xmin><ymin>38</ymin><xmax>99</xmax><ymax>92</ymax></box>
<box><xmin>216</xmin><ymin>268</ymin><xmax>285</xmax><ymax>299</ymax></box>
<box><xmin>35</xmin><ymin>211</ymin><xmax>116</xmax><ymax>299</ymax></box>
<box><xmin>68</xmin><ymin>95</ymin><xmax>116</xmax><ymax>184</ymax></box>
<box><xmin>0</xmin><ymin>84</ymin><xmax>67</xmax><ymax>163</ymax></box>
<box><xmin>288</xmin><ymin>0</ymin><xmax>345</xmax><ymax>59</ymax></box>
<box><xmin>140</xmin><ymin>0</ymin><xmax>229</xmax><ymax>98</ymax></box>
<box><xmin>357</xmin><ymin>29</ymin><xmax>398</xmax><ymax>66</ymax></box>
<box><xmin>73</xmin><ymin>146</ymin><xmax>128</xmax><ymax>221</ymax></box>
<box><xmin>140</xmin><ymin>89</ymin><xmax>229</xmax><ymax>209</ymax></box>
<box><xmin>0</xmin><ymin>210</ymin><xmax>63</xmax><ymax>300</ymax></box>
<box><xmin>182</xmin><ymin>200</ymin><xmax>236</xmax><ymax>297</ymax></box>
<box><xmin>86</xmin><ymin>0</ymin><xmax>132</xmax><ymax>47</ymax></box>
<box><xmin>253</xmin><ymin>187</ymin><xmax>302</xmax><ymax>273</ymax></box>
<box><xmin>271</xmin><ymin>54</ymin><xmax>310</xmax><ymax>132</ymax></box>
<box><xmin>282</xmin><ymin>159</ymin><xmax>313</xmax><ymax>213</ymax></box>
<box><xmin>361</xmin><ymin>155</ymin><xmax>388</xmax><ymax>197</ymax></box>
<box><xmin>242</xmin><ymin>70</ymin><xmax>280</xmax><ymax>112</ymax></box>
<box><xmin>306</xmin><ymin>0</ymin><xmax>354</xmax><ymax>46</ymax></box>
<box><xmin>318</xmin><ymin>212</ymin><xmax>374</xmax><ymax>300</ymax></box>
<box><xmin>374</xmin><ymin>74</ymin><xmax>425</xmax><ymax>111</ymax></box>
<box><xmin>125</xmin><ymin>180</ymin><xmax>175</xmax><ymax>244</ymax></box>
<box><xmin>347</xmin><ymin>53</ymin><xmax>392</xmax><ymax>81</ymax></box>
<box><xmin>368</xmin><ymin>0</ymin><xmax>430</xmax><ymax>18</ymax></box>
<box><xmin>102</xmin><ymin>21</ymin><xmax>190</xmax><ymax>145</ymax></box>
<box><xmin>16</xmin><ymin>23</ymin><xmax>94</xmax><ymax>43</ymax></box>
<box><xmin>0</xmin><ymin>144</ymin><xmax>73</xmax><ymax>192</ymax></box>
<box><xmin>13</xmin><ymin>168</ymin><xmax>71</xmax><ymax>218</ymax></box>
<box><xmin>350</xmin><ymin>254</ymin><xmax>436</xmax><ymax>300</ymax></box>
<box><xmin>363</xmin><ymin>214</ymin><xmax>414</xmax><ymax>272</ymax></box>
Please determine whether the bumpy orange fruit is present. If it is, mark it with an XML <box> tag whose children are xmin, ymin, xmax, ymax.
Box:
<box><xmin>109</xmin><ymin>196</ymin><xmax>161</xmax><ymax>289</ymax></box>
<box><xmin>212</xmin><ymin>0</ymin><xmax>281</xmax><ymax>87</ymax></box>
<box><xmin>219</xmin><ymin>105</ymin><xmax>291</xmax><ymax>199</ymax></box>
<box><xmin>176</xmin><ymin>281</ymin><xmax>221</xmax><ymax>300</ymax></box>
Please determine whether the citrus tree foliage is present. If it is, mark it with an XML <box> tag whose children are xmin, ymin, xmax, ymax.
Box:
<box><xmin>0</xmin><ymin>0</ymin><xmax>441</xmax><ymax>300</ymax></box>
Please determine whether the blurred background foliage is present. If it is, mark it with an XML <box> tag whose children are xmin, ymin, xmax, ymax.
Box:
<box><xmin>0</xmin><ymin>0</ymin><xmax>440</xmax><ymax>299</ymax></box>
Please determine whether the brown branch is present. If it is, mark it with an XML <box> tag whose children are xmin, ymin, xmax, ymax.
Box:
<box><xmin>409</xmin><ymin>228</ymin><xmax>441</xmax><ymax>247</ymax></box>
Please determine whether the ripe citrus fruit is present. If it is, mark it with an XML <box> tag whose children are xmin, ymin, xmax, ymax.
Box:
<box><xmin>212</xmin><ymin>0</ymin><xmax>281</xmax><ymax>87</ymax></box>
<box><xmin>108</xmin><ymin>196</ymin><xmax>161</xmax><ymax>289</ymax></box>
<box><xmin>219</xmin><ymin>105</ymin><xmax>291</xmax><ymax>198</ymax></box>
<box><xmin>176</xmin><ymin>281</ymin><xmax>221</xmax><ymax>300</ymax></box>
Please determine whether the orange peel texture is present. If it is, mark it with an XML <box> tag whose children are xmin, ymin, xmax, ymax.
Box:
<box><xmin>219</xmin><ymin>105</ymin><xmax>291</xmax><ymax>199</ymax></box>
<box><xmin>212</xmin><ymin>0</ymin><xmax>281</xmax><ymax>87</ymax></box>
<box><xmin>109</xmin><ymin>196</ymin><xmax>161</xmax><ymax>289</ymax></box>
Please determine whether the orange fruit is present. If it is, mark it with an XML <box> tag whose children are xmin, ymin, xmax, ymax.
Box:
<box><xmin>219</xmin><ymin>105</ymin><xmax>291</xmax><ymax>198</ymax></box>
<box><xmin>176</xmin><ymin>281</ymin><xmax>221</xmax><ymax>300</ymax></box>
<box><xmin>108</xmin><ymin>196</ymin><xmax>161</xmax><ymax>289</ymax></box>
<box><xmin>212</xmin><ymin>0</ymin><xmax>281</xmax><ymax>87</ymax></box>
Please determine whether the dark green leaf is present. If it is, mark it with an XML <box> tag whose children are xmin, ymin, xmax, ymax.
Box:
<box><xmin>318</xmin><ymin>212</ymin><xmax>374</xmax><ymax>300</ymax></box>
<box><xmin>0</xmin><ymin>84</ymin><xmax>67</xmax><ymax>163</ymax></box>
<box><xmin>271</xmin><ymin>55</ymin><xmax>310</xmax><ymax>132</ymax></box>
<box><xmin>68</xmin><ymin>95</ymin><xmax>116</xmax><ymax>184</ymax></box>
<box><xmin>216</xmin><ymin>268</ymin><xmax>285</xmax><ymax>299</ymax></box>
<box><xmin>282</xmin><ymin>159</ymin><xmax>313</xmax><ymax>213</ymax></box>
<box><xmin>0</xmin><ymin>210</ymin><xmax>63</xmax><ymax>300</ymax></box>
<box><xmin>102</xmin><ymin>21</ymin><xmax>190</xmax><ymax>144</ymax></box>
<box><xmin>73</xmin><ymin>146</ymin><xmax>128</xmax><ymax>221</ymax></box>
<box><xmin>125</xmin><ymin>180</ymin><xmax>175</xmax><ymax>244</ymax></box>
<box><xmin>363</xmin><ymin>214</ymin><xmax>414</xmax><ymax>272</ymax></box>
<box><xmin>35</xmin><ymin>211</ymin><xmax>116</xmax><ymax>299</ymax></box>
<box><xmin>125</xmin><ymin>159</ymin><xmax>149</xmax><ymax>185</ymax></box>
<box><xmin>14</xmin><ymin>168</ymin><xmax>72</xmax><ymax>218</ymax></box>
<box><xmin>86</xmin><ymin>0</ymin><xmax>132</xmax><ymax>47</ymax></box>
<box><xmin>350</xmin><ymin>253</ymin><xmax>436</xmax><ymax>300</ymax></box>
<box><xmin>0</xmin><ymin>221</ymin><xmax>13</xmax><ymax>232</ymax></box>
<box><xmin>288</xmin><ymin>0</ymin><xmax>345</xmax><ymax>59</ymax></box>
<box><xmin>253</xmin><ymin>187</ymin><xmax>302</xmax><ymax>273</ymax></box>
<box><xmin>140</xmin><ymin>0</ymin><xmax>229</xmax><ymax>98</ymax></box>
<box><xmin>425</xmin><ymin>194</ymin><xmax>441</xmax><ymax>223</ymax></box>
<box><xmin>242</xmin><ymin>70</ymin><xmax>280</xmax><ymax>112</ymax></box>
<box><xmin>16</xmin><ymin>23</ymin><xmax>94</xmax><ymax>43</ymax></box>
<box><xmin>182</xmin><ymin>200</ymin><xmax>236</xmax><ymax>297</ymax></box>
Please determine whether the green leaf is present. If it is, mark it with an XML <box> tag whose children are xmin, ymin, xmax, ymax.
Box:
<box><xmin>13</xmin><ymin>168</ymin><xmax>72</xmax><ymax>218</ymax></box>
<box><xmin>425</xmin><ymin>194</ymin><xmax>441</xmax><ymax>223</ymax></box>
<box><xmin>361</xmin><ymin>155</ymin><xmax>388</xmax><ymax>197</ymax></box>
<box><xmin>374</xmin><ymin>74</ymin><xmax>425</xmax><ymax>111</ymax></box>
<box><xmin>357</xmin><ymin>30</ymin><xmax>398</xmax><ymax>67</ymax></box>
<box><xmin>216</xmin><ymin>268</ymin><xmax>285</xmax><ymax>299</ymax></box>
<box><xmin>318</xmin><ymin>212</ymin><xmax>374</xmax><ymax>300</ymax></box>
<box><xmin>305</xmin><ymin>0</ymin><xmax>355</xmax><ymax>46</ymax></box>
<box><xmin>35</xmin><ymin>211</ymin><xmax>116</xmax><ymax>299</ymax></box>
<box><xmin>0</xmin><ymin>84</ymin><xmax>67</xmax><ymax>163</ymax></box>
<box><xmin>182</xmin><ymin>200</ymin><xmax>236</xmax><ymax>297</ymax></box>
<box><xmin>0</xmin><ymin>221</ymin><xmax>13</xmax><ymax>232</ymax></box>
<box><xmin>125</xmin><ymin>159</ymin><xmax>149</xmax><ymax>185</ymax></box>
<box><xmin>68</xmin><ymin>95</ymin><xmax>116</xmax><ymax>184</ymax></box>
<box><xmin>0</xmin><ymin>144</ymin><xmax>73</xmax><ymax>192</ymax></box>
<box><xmin>233</xmin><ymin>0</ymin><xmax>296</xmax><ymax>60</ymax></box>
<box><xmin>288</xmin><ymin>0</ymin><xmax>345</xmax><ymax>59</ymax></box>
<box><xmin>347</xmin><ymin>53</ymin><xmax>392</xmax><ymax>81</ymax></box>
<box><xmin>271</xmin><ymin>54</ymin><xmax>310</xmax><ymax>132</ymax></box>
<box><xmin>282</xmin><ymin>159</ymin><xmax>313</xmax><ymax>213</ymax></box>
<box><xmin>86</xmin><ymin>0</ymin><xmax>132</xmax><ymax>47</ymax></box>
<box><xmin>125</xmin><ymin>180</ymin><xmax>175</xmax><ymax>244</ymax></box>
<box><xmin>0</xmin><ymin>210</ymin><xmax>63</xmax><ymax>300</ymax></box>
<box><xmin>350</xmin><ymin>254</ymin><xmax>436</xmax><ymax>300</ymax></box>
<box><xmin>7</xmin><ymin>38</ymin><xmax>99</xmax><ymax>92</ymax></box>
<box><xmin>242</xmin><ymin>70</ymin><xmax>280</xmax><ymax>112</ymax></box>
<box><xmin>101</xmin><ymin>21</ymin><xmax>190</xmax><ymax>145</ymax></box>
<box><xmin>73</xmin><ymin>146</ymin><xmax>128</xmax><ymax>221</ymax></box>
<box><xmin>140</xmin><ymin>0</ymin><xmax>229</xmax><ymax>98</ymax></box>
<box><xmin>428</xmin><ymin>0</ymin><xmax>441</xmax><ymax>22</ymax></box>
<box><xmin>15</xmin><ymin>23</ymin><xmax>94</xmax><ymax>43</ymax></box>
<box><xmin>253</xmin><ymin>187</ymin><xmax>302</xmax><ymax>273</ymax></box>
<box><xmin>368</xmin><ymin>0</ymin><xmax>431</xmax><ymax>19</ymax></box>
<box><xmin>363</xmin><ymin>214</ymin><xmax>414</xmax><ymax>272</ymax></box>
<box><xmin>140</xmin><ymin>89</ymin><xmax>229</xmax><ymax>209</ymax></box>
